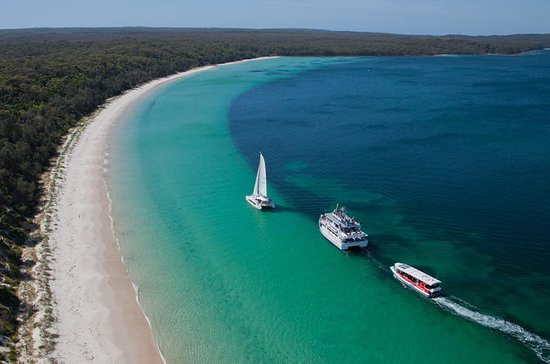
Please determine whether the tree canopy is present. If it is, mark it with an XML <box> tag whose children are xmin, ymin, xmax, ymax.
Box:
<box><xmin>1</xmin><ymin>27</ymin><xmax>550</xmax><ymax>360</ymax></box>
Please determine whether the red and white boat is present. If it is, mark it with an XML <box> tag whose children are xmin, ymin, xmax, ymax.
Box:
<box><xmin>390</xmin><ymin>263</ymin><xmax>442</xmax><ymax>298</ymax></box>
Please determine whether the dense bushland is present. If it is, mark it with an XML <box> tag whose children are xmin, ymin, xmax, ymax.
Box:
<box><xmin>1</xmin><ymin>27</ymin><xmax>550</xmax><ymax>359</ymax></box>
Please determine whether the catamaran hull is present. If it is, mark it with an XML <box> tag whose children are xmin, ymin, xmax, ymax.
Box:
<box><xmin>390</xmin><ymin>266</ymin><xmax>438</xmax><ymax>298</ymax></box>
<box><xmin>246</xmin><ymin>195</ymin><xmax>275</xmax><ymax>210</ymax></box>
<box><xmin>319</xmin><ymin>224</ymin><xmax>368</xmax><ymax>251</ymax></box>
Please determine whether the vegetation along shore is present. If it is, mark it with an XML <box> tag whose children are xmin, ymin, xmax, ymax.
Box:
<box><xmin>1</xmin><ymin>27</ymin><xmax>550</xmax><ymax>361</ymax></box>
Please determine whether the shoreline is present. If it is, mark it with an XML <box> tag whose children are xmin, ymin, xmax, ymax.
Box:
<box><xmin>16</xmin><ymin>56</ymin><xmax>277</xmax><ymax>363</ymax></box>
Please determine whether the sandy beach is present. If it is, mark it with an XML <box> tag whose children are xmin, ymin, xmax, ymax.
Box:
<box><xmin>15</xmin><ymin>57</ymin><xmax>275</xmax><ymax>363</ymax></box>
<box><xmin>48</xmin><ymin>70</ymin><xmax>205</xmax><ymax>363</ymax></box>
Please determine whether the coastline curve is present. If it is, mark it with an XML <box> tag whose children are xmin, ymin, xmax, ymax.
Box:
<box><xmin>16</xmin><ymin>57</ymin><xmax>277</xmax><ymax>363</ymax></box>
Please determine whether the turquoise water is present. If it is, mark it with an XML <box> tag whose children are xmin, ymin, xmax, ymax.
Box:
<box><xmin>110</xmin><ymin>55</ymin><xmax>550</xmax><ymax>363</ymax></box>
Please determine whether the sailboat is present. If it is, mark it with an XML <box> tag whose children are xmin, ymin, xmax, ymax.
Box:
<box><xmin>246</xmin><ymin>152</ymin><xmax>275</xmax><ymax>210</ymax></box>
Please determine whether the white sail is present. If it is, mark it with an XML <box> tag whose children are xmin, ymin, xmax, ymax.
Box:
<box><xmin>258</xmin><ymin>153</ymin><xmax>268</xmax><ymax>197</ymax></box>
<box><xmin>252</xmin><ymin>152</ymin><xmax>268</xmax><ymax>197</ymax></box>
<box><xmin>246</xmin><ymin>152</ymin><xmax>274</xmax><ymax>209</ymax></box>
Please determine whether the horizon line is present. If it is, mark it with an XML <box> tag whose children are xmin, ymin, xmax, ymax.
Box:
<box><xmin>1</xmin><ymin>26</ymin><xmax>550</xmax><ymax>38</ymax></box>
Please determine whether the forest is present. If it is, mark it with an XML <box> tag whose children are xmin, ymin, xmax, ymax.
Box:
<box><xmin>1</xmin><ymin>27</ymin><xmax>550</xmax><ymax>359</ymax></box>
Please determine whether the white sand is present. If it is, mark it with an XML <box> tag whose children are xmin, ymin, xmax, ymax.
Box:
<box><xmin>41</xmin><ymin>57</ymin><xmax>276</xmax><ymax>363</ymax></box>
<box><xmin>48</xmin><ymin>70</ymin><xmax>204</xmax><ymax>363</ymax></box>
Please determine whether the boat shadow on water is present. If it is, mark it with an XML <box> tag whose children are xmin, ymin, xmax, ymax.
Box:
<box><xmin>341</xmin><ymin>246</ymin><xmax>371</xmax><ymax>258</ymax></box>
<box><xmin>256</xmin><ymin>204</ymin><xmax>303</xmax><ymax>214</ymax></box>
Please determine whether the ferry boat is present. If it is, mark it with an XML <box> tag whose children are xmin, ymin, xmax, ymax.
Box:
<box><xmin>319</xmin><ymin>205</ymin><xmax>368</xmax><ymax>250</ymax></box>
<box><xmin>390</xmin><ymin>263</ymin><xmax>442</xmax><ymax>298</ymax></box>
<box><xmin>245</xmin><ymin>152</ymin><xmax>275</xmax><ymax>210</ymax></box>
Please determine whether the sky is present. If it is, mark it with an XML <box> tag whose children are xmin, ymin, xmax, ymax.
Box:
<box><xmin>1</xmin><ymin>0</ymin><xmax>549</xmax><ymax>35</ymax></box>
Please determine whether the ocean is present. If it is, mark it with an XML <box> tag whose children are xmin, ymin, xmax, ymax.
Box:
<box><xmin>109</xmin><ymin>54</ymin><xmax>550</xmax><ymax>363</ymax></box>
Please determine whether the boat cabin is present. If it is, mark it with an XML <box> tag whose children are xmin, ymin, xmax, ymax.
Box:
<box><xmin>393</xmin><ymin>263</ymin><xmax>442</xmax><ymax>297</ymax></box>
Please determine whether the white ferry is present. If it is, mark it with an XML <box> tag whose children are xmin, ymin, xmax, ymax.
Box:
<box><xmin>319</xmin><ymin>205</ymin><xmax>368</xmax><ymax>250</ymax></box>
<box><xmin>246</xmin><ymin>152</ymin><xmax>275</xmax><ymax>210</ymax></box>
<box><xmin>390</xmin><ymin>262</ymin><xmax>442</xmax><ymax>298</ymax></box>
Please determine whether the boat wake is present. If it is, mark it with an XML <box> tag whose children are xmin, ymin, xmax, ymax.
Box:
<box><xmin>433</xmin><ymin>296</ymin><xmax>550</xmax><ymax>363</ymax></box>
<box><xmin>363</xmin><ymin>254</ymin><xmax>549</xmax><ymax>361</ymax></box>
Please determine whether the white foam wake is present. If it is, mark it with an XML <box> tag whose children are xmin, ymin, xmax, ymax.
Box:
<box><xmin>433</xmin><ymin>297</ymin><xmax>550</xmax><ymax>363</ymax></box>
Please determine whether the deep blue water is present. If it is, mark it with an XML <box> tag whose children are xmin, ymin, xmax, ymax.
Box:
<box><xmin>230</xmin><ymin>53</ymin><xmax>550</xmax><ymax>348</ymax></box>
<box><xmin>110</xmin><ymin>55</ymin><xmax>550</xmax><ymax>363</ymax></box>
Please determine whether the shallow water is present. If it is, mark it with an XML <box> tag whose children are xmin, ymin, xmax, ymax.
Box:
<box><xmin>110</xmin><ymin>55</ymin><xmax>550</xmax><ymax>363</ymax></box>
